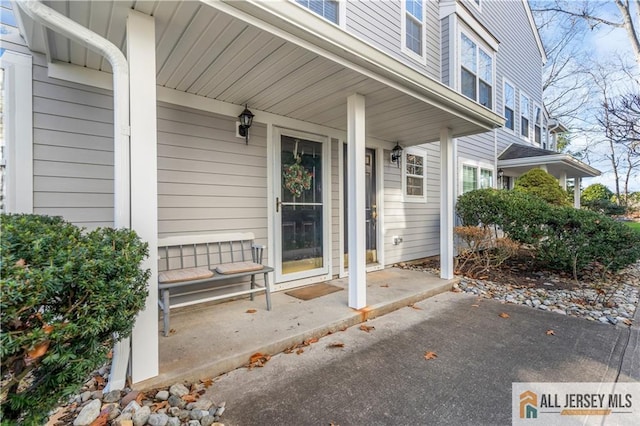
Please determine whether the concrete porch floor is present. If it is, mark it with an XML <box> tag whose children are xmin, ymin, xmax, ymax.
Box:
<box><xmin>137</xmin><ymin>267</ymin><xmax>456</xmax><ymax>390</ymax></box>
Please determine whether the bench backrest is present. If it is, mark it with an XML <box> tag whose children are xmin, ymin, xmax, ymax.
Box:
<box><xmin>158</xmin><ymin>232</ymin><xmax>259</xmax><ymax>272</ymax></box>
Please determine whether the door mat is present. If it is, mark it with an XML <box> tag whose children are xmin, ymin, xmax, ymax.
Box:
<box><xmin>285</xmin><ymin>283</ymin><xmax>343</xmax><ymax>301</ymax></box>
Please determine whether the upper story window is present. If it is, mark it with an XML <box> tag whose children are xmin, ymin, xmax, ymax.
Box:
<box><xmin>296</xmin><ymin>0</ymin><xmax>339</xmax><ymax>24</ymax></box>
<box><xmin>460</xmin><ymin>33</ymin><xmax>493</xmax><ymax>109</ymax></box>
<box><xmin>403</xmin><ymin>148</ymin><xmax>426</xmax><ymax>202</ymax></box>
<box><xmin>534</xmin><ymin>105</ymin><xmax>542</xmax><ymax>145</ymax></box>
<box><xmin>520</xmin><ymin>93</ymin><xmax>530</xmax><ymax>139</ymax></box>
<box><xmin>402</xmin><ymin>0</ymin><xmax>425</xmax><ymax>60</ymax></box>
<box><xmin>504</xmin><ymin>81</ymin><xmax>515</xmax><ymax>131</ymax></box>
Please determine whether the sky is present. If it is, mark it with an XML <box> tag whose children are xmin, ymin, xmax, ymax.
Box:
<box><xmin>532</xmin><ymin>0</ymin><xmax>639</xmax><ymax>193</ymax></box>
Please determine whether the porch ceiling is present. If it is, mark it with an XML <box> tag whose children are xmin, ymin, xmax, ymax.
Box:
<box><xmin>18</xmin><ymin>0</ymin><xmax>504</xmax><ymax>144</ymax></box>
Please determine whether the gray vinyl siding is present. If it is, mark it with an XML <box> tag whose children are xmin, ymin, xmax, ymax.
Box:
<box><xmin>156</xmin><ymin>104</ymin><xmax>269</xmax><ymax>260</ymax></box>
<box><xmin>440</xmin><ymin>16</ymin><xmax>450</xmax><ymax>85</ymax></box>
<box><xmin>31</xmin><ymin>53</ymin><xmax>115</xmax><ymax>229</ymax></box>
<box><xmin>383</xmin><ymin>143</ymin><xmax>441</xmax><ymax>265</ymax></box>
<box><xmin>346</xmin><ymin>0</ymin><xmax>440</xmax><ymax>80</ymax></box>
<box><xmin>445</xmin><ymin>0</ymin><xmax>545</xmax><ymax>183</ymax></box>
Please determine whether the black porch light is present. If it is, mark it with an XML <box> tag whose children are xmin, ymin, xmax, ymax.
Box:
<box><xmin>238</xmin><ymin>105</ymin><xmax>255</xmax><ymax>144</ymax></box>
<box><xmin>498</xmin><ymin>168</ymin><xmax>504</xmax><ymax>179</ymax></box>
<box><xmin>391</xmin><ymin>142</ymin><xmax>403</xmax><ymax>168</ymax></box>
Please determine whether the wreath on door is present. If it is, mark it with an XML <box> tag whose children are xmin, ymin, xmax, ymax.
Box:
<box><xmin>283</xmin><ymin>139</ymin><xmax>313</xmax><ymax>198</ymax></box>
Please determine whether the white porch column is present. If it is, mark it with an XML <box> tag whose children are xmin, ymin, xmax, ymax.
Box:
<box><xmin>347</xmin><ymin>94</ymin><xmax>366</xmax><ymax>309</ymax></box>
<box><xmin>440</xmin><ymin>128</ymin><xmax>455</xmax><ymax>279</ymax></box>
<box><xmin>127</xmin><ymin>10</ymin><xmax>159</xmax><ymax>383</ymax></box>
<box><xmin>558</xmin><ymin>172</ymin><xmax>567</xmax><ymax>190</ymax></box>
<box><xmin>574</xmin><ymin>177</ymin><xmax>581</xmax><ymax>209</ymax></box>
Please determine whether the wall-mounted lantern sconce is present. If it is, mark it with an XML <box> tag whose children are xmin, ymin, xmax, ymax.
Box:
<box><xmin>238</xmin><ymin>105</ymin><xmax>254</xmax><ymax>144</ymax></box>
<box><xmin>390</xmin><ymin>142</ymin><xmax>403</xmax><ymax>168</ymax></box>
<box><xmin>498</xmin><ymin>168</ymin><xmax>504</xmax><ymax>179</ymax></box>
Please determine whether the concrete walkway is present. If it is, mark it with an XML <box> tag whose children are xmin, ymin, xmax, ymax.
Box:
<box><xmin>138</xmin><ymin>267</ymin><xmax>455</xmax><ymax>389</ymax></box>
<box><xmin>205</xmin><ymin>292</ymin><xmax>639</xmax><ymax>426</ymax></box>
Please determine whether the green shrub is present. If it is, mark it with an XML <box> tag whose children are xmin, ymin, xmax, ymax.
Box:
<box><xmin>581</xmin><ymin>183</ymin><xmax>625</xmax><ymax>216</ymax></box>
<box><xmin>456</xmin><ymin>189</ymin><xmax>640</xmax><ymax>279</ymax></box>
<box><xmin>456</xmin><ymin>189</ymin><xmax>552</xmax><ymax>244</ymax></box>
<box><xmin>514</xmin><ymin>168</ymin><xmax>570</xmax><ymax>206</ymax></box>
<box><xmin>537</xmin><ymin>208</ymin><xmax>640</xmax><ymax>277</ymax></box>
<box><xmin>0</xmin><ymin>214</ymin><xmax>150</xmax><ymax>424</ymax></box>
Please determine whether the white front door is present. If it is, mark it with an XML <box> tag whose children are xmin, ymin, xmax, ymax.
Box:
<box><xmin>274</xmin><ymin>129</ymin><xmax>329</xmax><ymax>283</ymax></box>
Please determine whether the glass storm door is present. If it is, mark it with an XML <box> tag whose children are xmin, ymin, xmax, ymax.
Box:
<box><xmin>276</xmin><ymin>134</ymin><xmax>327</xmax><ymax>282</ymax></box>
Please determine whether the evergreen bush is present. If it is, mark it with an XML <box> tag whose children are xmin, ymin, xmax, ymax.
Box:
<box><xmin>0</xmin><ymin>214</ymin><xmax>150</xmax><ymax>424</ymax></box>
<box><xmin>514</xmin><ymin>168</ymin><xmax>570</xmax><ymax>206</ymax></box>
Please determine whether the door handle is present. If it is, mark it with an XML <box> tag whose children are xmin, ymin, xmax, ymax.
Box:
<box><xmin>276</xmin><ymin>197</ymin><xmax>281</xmax><ymax>213</ymax></box>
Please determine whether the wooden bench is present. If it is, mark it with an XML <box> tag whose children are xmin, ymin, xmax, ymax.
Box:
<box><xmin>157</xmin><ymin>232</ymin><xmax>273</xmax><ymax>336</ymax></box>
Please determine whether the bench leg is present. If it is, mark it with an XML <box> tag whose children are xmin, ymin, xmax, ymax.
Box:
<box><xmin>264</xmin><ymin>272</ymin><xmax>272</xmax><ymax>311</ymax></box>
<box><xmin>250</xmin><ymin>274</ymin><xmax>255</xmax><ymax>301</ymax></box>
<box><xmin>162</xmin><ymin>289</ymin><xmax>171</xmax><ymax>337</ymax></box>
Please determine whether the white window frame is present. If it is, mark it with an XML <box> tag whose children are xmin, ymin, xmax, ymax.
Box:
<box><xmin>401</xmin><ymin>0</ymin><xmax>426</xmax><ymax>63</ymax></box>
<box><xmin>503</xmin><ymin>78</ymin><xmax>516</xmax><ymax>133</ymax></box>
<box><xmin>402</xmin><ymin>147</ymin><xmax>427</xmax><ymax>203</ymax></box>
<box><xmin>459</xmin><ymin>158</ymin><xmax>494</xmax><ymax>195</ymax></box>
<box><xmin>459</xmin><ymin>30</ymin><xmax>495</xmax><ymax>110</ymax></box>
<box><xmin>293</xmin><ymin>0</ymin><xmax>345</xmax><ymax>28</ymax></box>
<box><xmin>0</xmin><ymin>50</ymin><xmax>33</xmax><ymax>213</ymax></box>
<box><xmin>520</xmin><ymin>92</ymin><xmax>531</xmax><ymax>141</ymax></box>
<box><xmin>533</xmin><ymin>103</ymin><xmax>543</xmax><ymax>146</ymax></box>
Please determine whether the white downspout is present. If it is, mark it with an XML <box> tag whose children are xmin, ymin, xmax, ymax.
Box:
<box><xmin>16</xmin><ymin>0</ymin><xmax>132</xmax><ymax>391</ymax></box>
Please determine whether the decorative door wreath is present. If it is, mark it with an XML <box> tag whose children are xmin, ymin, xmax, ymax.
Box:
<box><xmin>283</xmin><ymin>139</ymin><xmax>313</xmax><ymax>197</ymax></box>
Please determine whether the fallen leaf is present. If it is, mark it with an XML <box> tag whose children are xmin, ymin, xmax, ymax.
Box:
<box><xmin>201</xmin><ymin>378</ymin><xmax>213</xmax><ymax>388</ymax></box>
<box><xmin>15</xmin><ymin>259</ymin><xmax>26</xmax><ymax>267</ymax></box>
<box><xmin>380</xmin><ymin>284</ymin><xmax>389</xmax><ymax>288</ymax></box>
<box><xmin>181</xmin><ymin>394</ymin><xmax>197</xmax><ymax>403</ymax></box>
<box><xmin>498</xmin><ymin>312</ymin><xmax>510</xmax><ymax>319</ymax></box>
<box><xmin>151</xmin><ymin>401</ymin><xmax>169</xmax><ymax>412</ymax></box>
<box><xmin>546</xmin><ymin>329</ymin><xmax>555</xmax><ymax>336</ymax></box>
<box><xmin>424</xmin><ymin>351</ymin><xmax>438</xmax><ymax>360</ymax></box>
<box><xmin>304</xmin><ymin>337</ymin><xmax>319</xmax><ymax>345</ymax></box>
<box><xmin>27</xmin><ymin>340</ymin><xmax>50</xmax><ymax>360</ymax></box>
<box><xmin>135</xmin><ymin>392</ymin><xmax>145</xmax><ymax>405</ymax></box>
<box><xmin>471</xmin><ymin>304</ymin><xmax>479</xmax><ymax>308</ymax></box>
<box><xmin>246</xmin><ymin>309</ymin><xmax>257</xmax><ymax>314</ymax></box>
<box><xmin>89</xmin><ymin>411</ymin><xmax>109</xmax><ymax>426</ymax></box>
<box><xmin>296</xmin><ymin>348</ymin><xmax>304</xmax><ymax>355</ymax></box>
<box><xmin>249</xmin><ymin>352</ymin><xmax>266</xmax><ymax>364</ymax></box>
<box><xmin>359</xmin><ymin>324</ymin><xmax>375</xmax><ymax>333</ymax></box>
<box><xmin>327</xmin><ymin>342</ymin><xmax>345</xmax><ymax>348</ymax></box>
<box><xmin>622</xmin><ymin>319</ymin><xmax>632</xmax><ymax>326</ymax></box>
<box><xmin>409</xmin><ymin>304</ymin><xmax>423</xmax><ymax>310</ymax></box>
<box><xmin>247</xmin><ymin>352</ymin><xmax>271</xmax><ymax>368</ymax></box>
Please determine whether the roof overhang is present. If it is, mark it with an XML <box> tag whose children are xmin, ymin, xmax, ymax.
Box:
<box><xmin>499</xmin><ymin>153</ymin><xmax>601</xmax><ymax>178</ymax></box>
<box><xmin>15</xmin><ymin>0</ymin><xmax>504</xmax><ymax>145</ymax></box>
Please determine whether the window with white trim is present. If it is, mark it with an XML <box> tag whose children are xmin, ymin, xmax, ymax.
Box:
<box><xmin>534</xmin><ymin>104</ymin><xmax>542</xmax><ymax>145</ymax></box>
<box><xmin>504</xmin><ymin>80</ymin><xmax>515</xmax><ymax>131</ymax></box>
<box><xmin>461</xmin><ymin>162</ymin><xmax>493</xmax><ymax>194</ymax></box>
<box><xmin>402</xmin><ymin>0</ymin><xmax>425</xmax><ymax>59</ymax></box>
<box><xmin>403</xmin><ymin>148</ymin><xmax>426</xmax><ymax>202</ymax></box>
<box><xmin>460</xmin><ymin>33</ymin><xmax>493</xmax><ymax>109</ymax></box>
<box><xmin>296</xmin><ymin>0</ymin><xmax>339</xmax><ymax>24</ymax></box>
<box><xmin>520</xmin><ymin>93</ymin><xmax>530</xmax><ymax>139</ymax></box>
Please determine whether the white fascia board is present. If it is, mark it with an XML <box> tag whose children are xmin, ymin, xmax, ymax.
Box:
<box><xmin>499</xmin><ymin>154</ymin><xmax>600</xmax><ymax>177</ymax></box>
<box><xmin>208</xmin><ymin>0</ymin><xmax>504</xmax><ymax>132</ymax></box>
<box><xmin>48</xmin><ymin>60</ymin><xmax>113</xmax><ymax>90</ymax></box>
<box><xmin>521</xmin><ymin>0</ymin><xmax>547</xmax><ymax>64</ymax></box>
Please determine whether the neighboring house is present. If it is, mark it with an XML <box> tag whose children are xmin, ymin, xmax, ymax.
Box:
<box><xmin>1</xmin><ymin>0</ymin><xmax>598</xmax><ymax>385</ymax></box>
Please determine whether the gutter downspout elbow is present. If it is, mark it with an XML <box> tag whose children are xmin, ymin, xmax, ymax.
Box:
<box><xmin>15</xmin><ymin>0</ymin><xmax>132</xmax><ymax>391</ymax></box>
<box><xmin>16</xmin><ymin>0</ymin><xmax>130</xmax><ymax>229</ymax></box>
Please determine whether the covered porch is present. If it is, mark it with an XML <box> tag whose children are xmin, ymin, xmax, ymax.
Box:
<box><xmin>15</xmin><ymin>0</ymin><xmax>503</xmax><ymax>386</ymax></box>
<box><xmin>138</xmin><ymin>266</ymin><xmax>456</xmax><ymax>390</ymax></box>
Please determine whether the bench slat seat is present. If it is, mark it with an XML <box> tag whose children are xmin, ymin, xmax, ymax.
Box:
<box><xmin>157</xmin><ymin>233</ymin><xmax>273</xmax><ymax>336</ymax></box>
